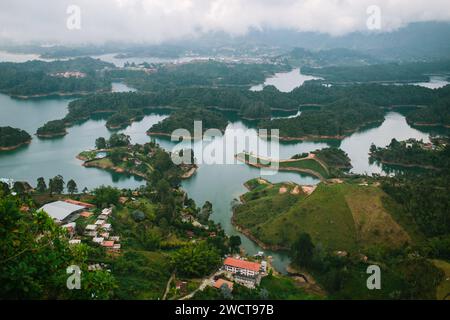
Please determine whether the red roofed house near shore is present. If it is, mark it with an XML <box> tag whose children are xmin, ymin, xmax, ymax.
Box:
<box><xmin>223</xmin><ymin>257</ymin><xmax>261</xmax><ymax>276</ymax></box>
<box><xmin>223</xmin><ymin>257</ymin><xmax>263</xmax><ymax>288</ymax></box>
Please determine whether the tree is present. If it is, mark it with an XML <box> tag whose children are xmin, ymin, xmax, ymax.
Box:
<box><xmin>0</xmin><ymin>182</ymin><xmax>10</xmax><ymax>196</ymax></box>
<box><xmin>49</xmin><ymin>175</ymin><xmax>64</xmax><ymax>195</ymax></box>
<box><xmin>13</xmin><ymin>182</ymin><xmax>25</xmax><ymax>197</ymax></box>
<box><xmin>92</xmin><ymin>185</ymin><xmax>120</xmax><ymax>207</ymax></box>
<box><xmin>67</xmin><ymin>179</ymin><xmax>78</xmax><ymax>195</ymax></box>
<box><xmin>171</xmin><ymin>242</ymin><xmax>221</xmax><ymax>278</ymax></box>
<box><xmin>198</xmin><ymin>201</ymin><xmax>213</xmax><ymax>224</ymax></box>
<box><xmin>290</xmin><ymin>233</ymin><xmax>315</xmax><ymax>268</ymax></box>
<box><xmin>229</xmin><ymin>235</ymin><xmax>242</xmax><ymax>253</ymax></box>
<box><xmin>95</xmin><ymin>137</ymin><xmax>107</xmax><ymax>149</ymax></box>
<box><xmin>0</xmin><ymin>195</ymin><xmax>116</xmax><ymax>299</ymax></box>
<box><xmin>36</xmin><ymin>177</ymin><xmax>47</xmax><ymax>193</ymax></box>
<box><xmin>108</xmin><ymin>133</ymin><xmax>130</xmax><ymax>148</ymax></box>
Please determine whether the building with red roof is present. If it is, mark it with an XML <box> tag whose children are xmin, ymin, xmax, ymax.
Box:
<box><xmin>223</xmin><ymin>257</ymin><xmax>261</xmax><ymax>276</ymax></box>
<box><xmin>64</xmin><ymin>199</ymin><xmax>95</xmax><ymax>209</ymax></box>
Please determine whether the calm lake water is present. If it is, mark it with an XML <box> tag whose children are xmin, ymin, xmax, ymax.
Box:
<box><xmin>250</xmin><ymin>68</ymin><xmax>322</xmax><ymax>92</ymax></box>
<box><xmin>0</xmin><ymin>85</ymin><xmax>436</xmax><ymax>273</ymax></box>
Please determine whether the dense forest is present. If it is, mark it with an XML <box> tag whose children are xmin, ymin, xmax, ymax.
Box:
<box><xmin>406</xmin><ymin>85</ymin><xmax>450</xmax><ymax>127</ymax></box>
<box><xmin>370</xmin><ymin>138</ymin><xmax>450</xmax><ymax>169</ymax></box>
<box><xmin>302</xmin><ymin>60</ymin><xmax>450</xmax><ymax>83</ymax></box>
<box><xmin>36</xmin><ymin>120</ymin><xmax>67</xmax><ymax>137</ymax></box>
<box><xmin>259</xmin><ymin>99</ymin><xmax>384</xmax><ymax>139</ymax></box>
<box><xmin>107</xmin><ymin>60</ymin><xmax>290</xmax><ymax>91</ymax></box>
<box><xmin>0</xmin><ymin>57</ymin><xmax>113</xmax><ymax>96</ymax></box>
<box><xmin>0</xmin><ymin>126</ymin><xmax>32</xmax><ymax>149</ymax></box>
<box><xmin>56</xmin><ymin>80</ymin><xmax>444</xmax><ymax>136</ymax></box>
<box><xmin>148</xmin><ymin>108</ymin><xmax>228</xmax><ymax>137</ymax></box>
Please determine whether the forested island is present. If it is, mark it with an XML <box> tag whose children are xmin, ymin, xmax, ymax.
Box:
<box><xmin>258</xmin><ymin>99</ymin><xmax>384</xmax><ymax>140</ymax></box>
<box><xmin>302</xmin><ymin>59</ymin><xmax>450</xmax><ymax>84</ymax></box>
<box><xmin>0</xmin><ymin>57</ymin><xmax>113</xmax><ymax>97</ymax></box>
<box><xmin>370</xmin><ymin>138</ymin><xmax>450</xmax><ymax>170</ymax></box>
<box><xmin>0</xmin><ymin>126</ymin><xmax>32</xmax><ymax>150</ymax></box>
<box><xmin>406</xmin><ymin>85</ymin><xmax>450</xmax><ymax>128</ymax></box>
<box><xmin>78</xmin><ymin>133</ymin><xmax>197</xmax><ymax>182</ymax></box>
<box><xmin>41</xmin><ymin>80</ymin><xmax>447</xmax><ymax>138</ymax></box>
<box><xmin>147</xmin><ymin>108</ymin><xmax>228</xmax><ymax>138</ymax></box>
<box><xmin>36</xmin><ymin>120</ymin><xmax>67</xmax><ymax>138</ymax></box>
<box><xmin>237</xmin><ymin>147</ymin><xmax>352</xmax><ymax>180</ymax></box>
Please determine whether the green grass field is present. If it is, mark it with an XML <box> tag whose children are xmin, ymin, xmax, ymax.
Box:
<box><xmin>234</xmin><ymin>180</ymin><xmax>416</xmax><ymax>252</ymax></box>
<box><xmin>238</xmin><ymin>153</ymin><xmax>330</xmax><ymax>179</ymax></box>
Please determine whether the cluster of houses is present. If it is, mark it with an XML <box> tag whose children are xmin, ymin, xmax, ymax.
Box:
<box><xmin>38</xmin><ymin>199</ymin><xmax>120</xmax><ymax>252</ymax></box>
<box><xmin>50</xmin><ymin>71</ymin><xmax>86</xmax><ymax>78</ymax></box>
<box><xmin>83</xmin><ymin>207</ymin><xmax>121</xmax><ymax>252</ymax></box>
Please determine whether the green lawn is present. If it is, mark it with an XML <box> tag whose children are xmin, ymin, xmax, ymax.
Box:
<box><xmin>234</xmin><ymin>181</ymin><xmax>415</xmax><ymax>252</ymax></box>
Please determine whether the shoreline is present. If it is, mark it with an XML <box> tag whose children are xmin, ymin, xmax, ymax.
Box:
<box><xmin>36</xmin><ymin>131</ymin><xmax>68</xmax><ymax>138</ymax></box>
<box><xmin>0</xmin><ymin>140</ymin><xmax>32</xmax><ymax>151</ymax></box>
<box><xmin>235</xmin><ymin>154</ymin><xmax>326</xmax><ymax>181</ymax></box>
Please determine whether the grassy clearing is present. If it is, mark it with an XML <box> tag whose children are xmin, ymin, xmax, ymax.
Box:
<box><xmin>343</xmin><ymin>184</ymin><xmax>411</xmax><ymax>248</ymax></box>
<box><xmin>279</xmin><ymin>158</ymin><xmax>329</xmax><ymax>178</ymax></box>
<box><xmin>432</xmin><ymin>259</ymin><xmax>450</xmax><ymax>300</ymax></box>
<box><xmin>234</xmin><ymin>180</ymin><xmax>414</xmax><ymax>252</ymax></box>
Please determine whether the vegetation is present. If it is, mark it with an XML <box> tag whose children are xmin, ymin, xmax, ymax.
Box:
<box><xmin>238</xmin><ymin>147</ymin><xmax>351</xmax><ymax>179</ymax></box>
<box><xmin>234</xmin><ymin>180</ymin><xmax>413</xmax><ymax>251</ymax></box>
<box><xmin>0</xmin><ymin>57</ymin><xmax>112</xmax><ymax>97</ymax></box>
<box><xmin>36</xmin><ymin>120</ymin><xmax>67</xmax><ymax>137</ymax></box>
<box><xmin>259</xmin><ymin>99</ymin><xmax>384</xmax><ymax>139</ymax></box>
<box><xmin>148</xmin><ymin>108</ymin><xmax>228</xmax><ymax>137</ymax></box>
<box><xmin>0</xmin><ymin>194</ymin><xmax>116</xmax><ymax>299</ymax></box>
<box><xmin>302</xmin><ymin>60</ymin><xmax>450</xmax><ymax>83</ymax></box>
<box><xmin>0</xmin><ymin>126</ymin><xmax>31</xmax><ymax>150</ymax></box>
<box><xmin>370</xmin><ymin>138</ymin><xmax>450</xmax><ymax>169</ymax></box>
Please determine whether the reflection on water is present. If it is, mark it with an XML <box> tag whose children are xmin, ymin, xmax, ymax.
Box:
<box><xmin>0</xmin><ymin>92</ymin><xmax>441</xmax><ymax>273</ymax></box>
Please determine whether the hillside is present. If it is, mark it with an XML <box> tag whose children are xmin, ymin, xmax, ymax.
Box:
<box><xmin>233</xmin><ymin>180</ymin><xmax>415</xmax><ymax>252</ymax></box>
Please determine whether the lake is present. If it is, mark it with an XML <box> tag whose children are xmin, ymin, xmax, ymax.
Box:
<box><xmin>250</xmin><ymin>68</ymin><xmax>322</xmax><ymax>92</ymax></box>
<box><xmin>0</xmin><ymin>87</ymin><xmax>436</xmax><ymax>273</ymax></box>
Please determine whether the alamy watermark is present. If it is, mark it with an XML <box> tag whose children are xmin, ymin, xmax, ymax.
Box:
<box><xmin>169</xmin><ymin>121</ymin><xmax>280</xmax><ymax>175</ymax></box>
<box><xmin>67</xmin><ymin>5</ymin><xmax>81</xmax><ymax>30</ymax></box>
<box><xmin>66</xmin><ymin>265</ymin><xmax>81</xmax><ymax>290</ymax></box>
<box><xmin>366</xmin><ymin>265</ymin><xmax>381</xmax><ymax>290</ymax></box>
<box><xmin>366</xmin><ymin>5</ymin><xmax>382</xmax><ymax>30</ymax></box>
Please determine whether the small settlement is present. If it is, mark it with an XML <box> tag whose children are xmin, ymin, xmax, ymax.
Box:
<box><xmin>38</xmin><ymin>199</ymin><xmax>121</xmax><ymax>254</ymax></box>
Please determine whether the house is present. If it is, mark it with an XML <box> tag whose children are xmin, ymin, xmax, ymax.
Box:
<box><xmin>223</xmin><ymin>257</ymin><xmax>261</xmax><ymax>277</ymax></box>
<box><xmin>98</xmin><ymin>214</ymin><xmax>108</xmax><ymax>220</ymax></box>
<box><xmin>39</xmin><ymin>201</ymin><xmax>86</xmax><ymax>224</ymax></box>
<box><xmin>69</xmin><ymin>239</ymin><xmax>81</xmax><ymax>245</ymax></box>
<box><xmin>93</xmin><ymin>237</ymin><xmax>104</xmax><ymax>244</ymax></box>
<box><xmin>62</xmin><ymin>222</ymin><xmax>76</xmax><ymax>236</ymax></box>
<box><xmin>101</xmin><ymin>208</ymin><xmax>112</xmax><ymax>216</ymax></box>
<box><xmin>102</xmin><ymin>223</ymin><xmax>112</xmax><ymax>231</ymax></box>
<box><xmin>95</xmin><ymin>219</ymin><xmax>106</xmax><ymax>225</ymax></box>
<box><xmin>101</xmin><ymin>240</ymin><xmax>114</xmax><ymax>248</ymax></box>
<box><xmin>85</xmin><ymin>224</ymin><xmax>97</xmax><ymax>231</ymax></box>
<box><xmin>175</xmin><ymin>281</ymin><xmax>188</xmax><ymax>292</ymax></box>
<box><xmin>223</xmin><ymin>257</ymin><xmax>262</xmax><ymax>288</ymax></box>
<box><xmin>214</xmin><ymin>279</ymin><xmax>234</xmax><ymax>291</ymax></box>
<box><xmin>80</xmin><ymin>211</ymin><xmax>93</xmax><ymax>218</ymax></box>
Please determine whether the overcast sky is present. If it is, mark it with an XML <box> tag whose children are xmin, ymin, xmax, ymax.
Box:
<box><xmin>1</xmin><ymin>0</ymin><xmax>450</xmax><ymax>44</ymax></box>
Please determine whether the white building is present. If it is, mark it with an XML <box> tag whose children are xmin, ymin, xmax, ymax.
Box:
<box><xmin>39</xmin><ymin>201</ymin><xmax>86</xmax><ymax>224</ymax></box>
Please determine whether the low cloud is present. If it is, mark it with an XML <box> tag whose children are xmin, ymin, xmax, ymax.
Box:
<box><xmin>1</xmin><ymin>0</ymin><xmax>450</xmax><ymax>44</ymax></box>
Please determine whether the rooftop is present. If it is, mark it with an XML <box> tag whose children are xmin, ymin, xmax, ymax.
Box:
<box><xmin>214</xmin><ymin>279</ymin><xmax>234</xmax><ymax>290</ymax></box>
<box><xmin>39</xmin><ymin>201</ymin><xmax>86</xmax><ymax>222</ymax></box>
<box><xmin>224</xmin><ymin>257</ymin><xmax>261</xmax><ymax>272</ymax></box>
